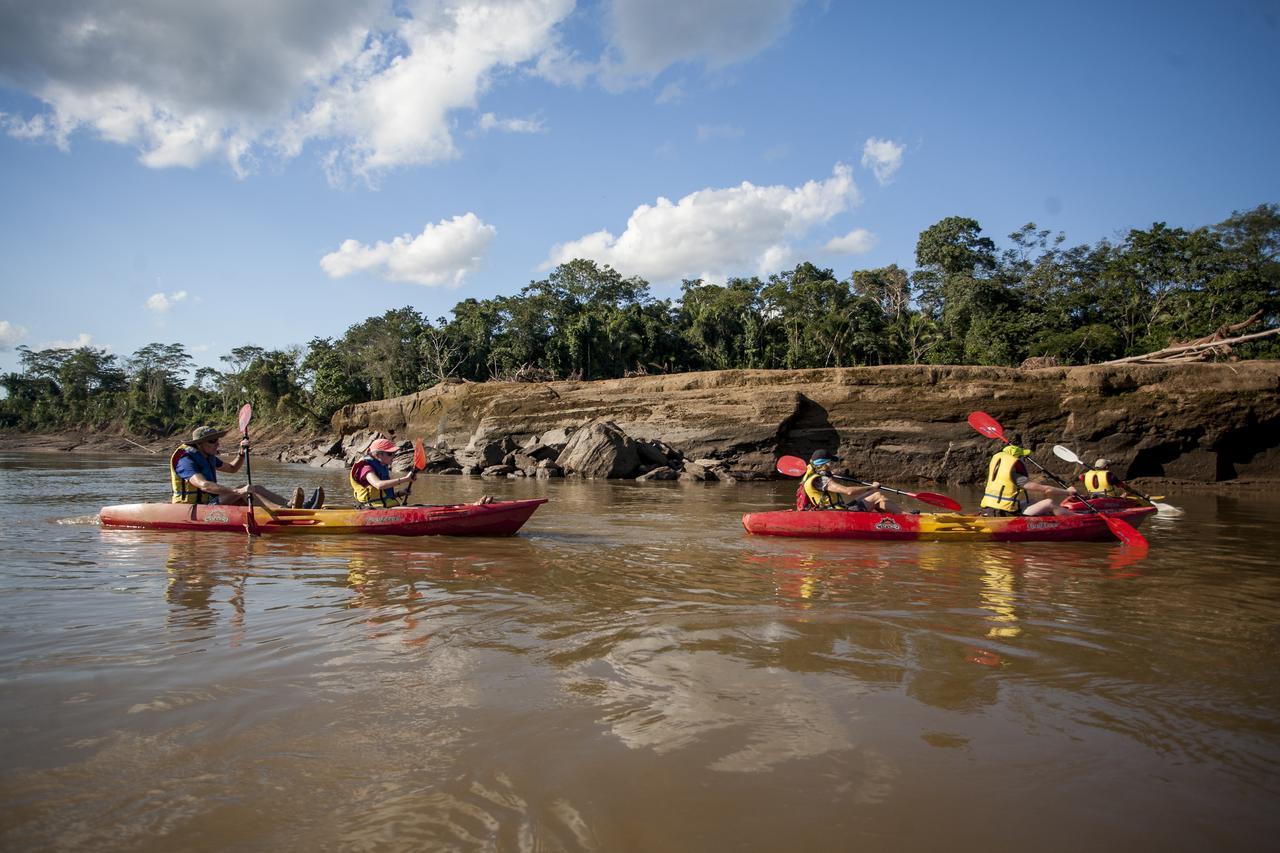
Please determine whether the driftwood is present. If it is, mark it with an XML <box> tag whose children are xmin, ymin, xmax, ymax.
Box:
<box><xmin>1101</xmin><ymin>312</ymin><xmax>1278</xmax><ymax>365</ymax></box>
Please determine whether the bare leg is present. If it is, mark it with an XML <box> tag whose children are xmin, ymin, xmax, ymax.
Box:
<box><xmin>865</xmin><ymin>492</ymin><xmax>902</xmax><ymax>514</ymax></box>
<box><xmin>1022</xmin><ymin>498</ymin><xmax>1060</xmax><ymax>516</ymax></box>
<box><xmin>248</xmin><ymin>485</ymin><xmax>294</xmax><ymax>508</ymax></box>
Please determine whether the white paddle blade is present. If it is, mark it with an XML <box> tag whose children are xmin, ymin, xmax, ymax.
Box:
<box><xmin>1052</xmin><ymin>445</ymin><xmax>1082</xmax><ymax>464</ymax></box>
<box><xmin>1155</xmin><ymin>502</ymin><xmax>1185</xmax><ymax>517</ymax></box>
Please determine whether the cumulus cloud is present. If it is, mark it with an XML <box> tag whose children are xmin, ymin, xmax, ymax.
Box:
<box><xmin>824</xmin><ymin>228</ymin><xmax>878</xmax><ymax>254</ymax></box>
<box><xmin>37</xmin><ymin>333</ymin><xmax>95</xmax><ymax>351</ymax></box>
<box><xmin>601</xmin><ymin>0</ymin><xmax>802</xmax><ymax>85</ymax></box>
<box><xmin>477</xmin><ymin>112</ymin><xmax>546</xmax><ymax>134</ymax></box>
<box><xmin>145</xmin><ymin>291</ymin><xmax>189</xmax><ymax>313</ymax></box>
<box><xmin>545</xmin><ymin>162</ymin><xmax>860</xmax><ymax>282</ymax></box>
<box><xmin>861</xmin><ymin>137</ymin><xmax>904</xmax><ymax>185</ymax></box>
<box><xmin>320</xmin><ymin>213</ymin><xmax>496</xmax><ymax>286</ymax></box>
<box><xmin>0</xmin><ymin>1</ymin><xmax>808</xmax><ymax>178</ymax></box>
<box><xmin>0</xmin><ymin>0</ymin><xmax>575</xmax><ymax>179</ymax></box>
<box><xmin>0</xmin><ymin>320</ymin><xmax>28</xmax><ymax>350</ymax></box>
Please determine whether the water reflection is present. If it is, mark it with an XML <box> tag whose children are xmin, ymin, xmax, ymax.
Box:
<box><xmin>1</xmin><ymin>457</ymin><xmax>1277</xmax><ymax>851</ymax></box>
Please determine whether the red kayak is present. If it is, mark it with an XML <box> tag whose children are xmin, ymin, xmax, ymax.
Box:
<box><xmin>100</xmin><ymin>499</ymin><xmax>548</xmax><ymax>537</ymax></box>
<box><xmin>742</xmin><ymin>504</ymin><xmax>1156</xmax><ymax>542</ymax></box>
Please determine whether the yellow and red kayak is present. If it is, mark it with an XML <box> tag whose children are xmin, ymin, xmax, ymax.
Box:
<box><xmin>100</xmin><ymin>499</ymin><xmax>547</xmax><ymax>537</ymax></box>
<box><xmin>742</xmin><ymin>504</ymin><xmax>1155</xmax><ymax>542</ymax></box>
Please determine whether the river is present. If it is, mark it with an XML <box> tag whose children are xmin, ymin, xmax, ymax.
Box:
<box><xmin>1</xmin><ymin>451</ymin><xmax>1277</xmax><ymax>851</ymax></box>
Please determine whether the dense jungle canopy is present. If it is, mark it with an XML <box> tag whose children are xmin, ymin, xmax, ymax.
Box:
<box><xmin>4</xmin><ymin>206</ymin><xmax>1278</xmax><ymax>436</ymax></box>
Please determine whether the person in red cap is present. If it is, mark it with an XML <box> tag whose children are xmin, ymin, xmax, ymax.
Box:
<box><xmin>349</xmin><ymin>438</ymin><xmax>413</xmax><ymax>508</ymax></box>
<box><xmin>350</xmin><ymin>437</ymin><xmax>494</xmax><ymax>508</ymax></box>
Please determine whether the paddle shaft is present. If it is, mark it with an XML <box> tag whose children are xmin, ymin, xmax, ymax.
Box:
<box><xmin>238</xmin><ymin>404</ymin><xmax>259</xmax><ymax>536</ymax></box>
<box><xmin>774</xmin><ymin>455</ymin><xmax>961</xmax><ymax>511</ymax></box>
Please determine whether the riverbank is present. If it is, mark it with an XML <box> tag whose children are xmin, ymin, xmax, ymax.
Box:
<box><xmin>5</xmin><ymin>361</ymin><xmax>1278</xmax><ymax>487</ymax></box>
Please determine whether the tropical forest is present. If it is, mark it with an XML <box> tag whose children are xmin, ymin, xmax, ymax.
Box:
<box><xmin>4</xmin><ymin>206</ymin><xmax>1277</xmax><ymax>437</ymax></box>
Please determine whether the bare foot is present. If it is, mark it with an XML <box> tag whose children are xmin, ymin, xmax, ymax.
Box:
<box><xmin>475</xmin><ymin>495</ymin><xmax>495</xmax><ymax>505</ymax></box>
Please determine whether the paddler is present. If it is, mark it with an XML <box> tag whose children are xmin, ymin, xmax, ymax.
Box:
<box><xmin>350</xmin><ymin>438</ymin><xmax>493</xmax><ymax>508</ymax></box>
<box><xmin>979</xmin><ymin>433</ymin><xmax>1076</xmax><ymax>516</ymax></box>
<box><xmin>1079</xmin><ymin>458</ymin><xmax>1143</xmax><ymax>500</ymax></box>
<box><xmin>800</xmin><ymin>449</ymin><xmax>900</xmax><ymax>513</ymax></box>
<box><xmin>172</xmin><ymin>425</ymin><xmax>321</xmax><ymax>508</ymax></box>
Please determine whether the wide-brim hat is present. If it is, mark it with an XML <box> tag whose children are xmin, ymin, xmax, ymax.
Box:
<box><xmin>1093</xmin><ymin>458</ymin><xmax>1110</xmax><ymax>469</ymax></box>
<box><xmin>809</xmin><ymin>448</ymin><xmax>840</xmax><ymax>464</ymax></box>
<box><xmin>191</xmin><ymin>425</ymin><xmax>228</xmax><ymax>443</ymax></box>
<box><xmin>369</xmin><ymin>438</ymin><xmax>400</xmax><ymax>454</ymax></box>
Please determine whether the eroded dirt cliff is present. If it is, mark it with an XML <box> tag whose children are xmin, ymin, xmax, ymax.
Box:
<box><xmin>324</xmin><ymin>362</ymin><xmax>1280</xmax><ymax>484</ymax></box>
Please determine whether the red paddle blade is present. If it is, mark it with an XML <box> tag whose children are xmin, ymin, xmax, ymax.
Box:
<box><xmin>967</xmin><ymin>411</ymin><xmax>1006</xmax><ymax>442</ymax></box>
<box><xmin>776</xmin><ymin>455</ymin><xmax>807</xmax><ymax>477</ymax></box>
<box><xmin>237</xmin><ymin>403</ymin><xmax>253</xmax><ymax>434</ymax></box>
<box><xmin>412</xmin><ymin>438</ymin><xmax>427</xmax><ymax>471</ymax></box>
<box><xmin>914</xmin><ymin>492</ymin><xmax>962</xmax><ymax>511</ymax></box>
<box><xmin>1103</xmin><ymin>514</ymin><xmax>1149</xmax><ymax>549</ymax></box>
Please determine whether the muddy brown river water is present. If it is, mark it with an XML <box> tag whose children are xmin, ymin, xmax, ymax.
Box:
<box><xmin>1</xmin><ymin>451</ymin><xmax>1277</xmax><ymax>851</ymax></box>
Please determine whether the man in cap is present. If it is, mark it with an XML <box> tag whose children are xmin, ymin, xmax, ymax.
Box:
<box><xmin>171</xmin><ymin>424</ymin><xmax>320</xmax><ymax>508</ymax></box>
<box><xmin>1079</xmin><ymin>458</ymin><xmax>1141</xmax><ymax>500</ymax></box>
<box><xmin>799</xmin><ymin>448</ymin><xmax>899</xmax><ymax>512</ymax></box>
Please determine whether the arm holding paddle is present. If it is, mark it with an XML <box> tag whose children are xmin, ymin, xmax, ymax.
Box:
<box><xmin>775</xmin><ymin>453</ymin><xmax>962</xmax><ymax>512</ymax></box>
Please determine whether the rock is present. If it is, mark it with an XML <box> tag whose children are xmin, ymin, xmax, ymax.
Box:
<box><xmin>680</xmin><ymin>462</ymin><xmax>710</xmax><ymax>481</ymax></box>
<box><xmin>481</xmin><ymin>464</ymin><xmax>515</xmax><ymax>477</ymax></box>
<box><xmin>534</xmin><ymin>460</ymin><xmax>564</xmax><ymax>479</ymax></box>
<box><xmin>555</xmin><ymin>419</ymin><xmax>641</xmax><ymax>478</ymax></box>
<box><xmin>636</xmin><ymin>440</ymin><xmax>670</xmax><ymax>467</ymax></box>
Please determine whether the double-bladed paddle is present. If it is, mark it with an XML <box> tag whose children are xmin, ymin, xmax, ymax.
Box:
<box><xmin>1051</xmin><ymin>444</ymin><xmax>1182</xmax><ymax>516</ymax></box>
<box><xmin>775</xmin><ymin>455</ymin><xmax>962</xmax><ymax>511</ymax></box>
<box><xmin>967</xmin><ymin>411</ymin><xmax>1148</xmax><ymax>548</ymax></box>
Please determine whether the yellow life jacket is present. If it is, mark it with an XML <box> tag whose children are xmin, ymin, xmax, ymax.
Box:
<box><xmin>350</xmin><ymin>456</ymin><xmax>397</xmax><ymax>507</ymax></box>
<box><xmin>802</xmin><ymin>464</ymin><xmax>847</xmax><ymax>509</ymax></box>
<box><xmin>1083</xmin><ymin>469</ymin><xmax>1114</xmax><ymax>496</ymax></box>
<box><xmin>170</xmin><ymin>444</ymin><xmax>215</xmax><ymax>504</ymax></box>
<box><xmin>980</xmin><ymin>449</ymin><xmax>1027</xmax><ymax>513</ymax></box>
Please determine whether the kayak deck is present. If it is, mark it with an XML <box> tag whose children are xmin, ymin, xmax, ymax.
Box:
<box><xmin>742</xmin><ymin>505</ymin><xmax>1156</xmax><ymax>542</ymax></box>
<box><xmin>100</xmin><ymin>499</ymin><xmax>548</xmax><ymax>537</ymax></box>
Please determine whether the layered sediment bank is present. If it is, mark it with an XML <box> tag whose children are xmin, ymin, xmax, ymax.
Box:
<box><xmin>314</xmin><ymin>362</ymin><xmax>1280</xmax><ymax>484</ymax></box>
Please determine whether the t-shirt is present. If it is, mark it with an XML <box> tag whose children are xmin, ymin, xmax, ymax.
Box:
<box><xmin>174</xmin><ymin>450</ymin><xmax>222</xmax><ymax>482</ymax></box>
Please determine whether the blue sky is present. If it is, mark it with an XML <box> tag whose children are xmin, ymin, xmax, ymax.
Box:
<box><xmin>2</xmin><ymin>0</ymin><xmax>1278</xmax><ymax>376</ymax></box>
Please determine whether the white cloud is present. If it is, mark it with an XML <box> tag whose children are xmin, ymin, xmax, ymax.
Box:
<box><xmin>145</xmin><ymin>291</ymin><xmax>189</xmax><ymax>313</ymax></box>
<box><xmin>545</xmin><ymin>162</ymin><xmax>860</xmax><ymax>283</ymax></box>
<box><xmin>861</xmin><ymin>137</ymin><xmax>904</xmax><ymax>185</ymax></box>
<box><xmin>0</xmin><ymin>0</ymin><xmax>576</xmax><ymax>179</ymax></box>
<box><xmin>655</xmin><ymin>81</ymin><xmax>686</xmax><ymax>104</ymax></box>
<box><xmin>37</xmin><ymin>333</ymin><xmax>95</xmax><ymax>351</ymax></box>
<box><xmin>824</xmin><ymin>228</ymin><xmax>878</xmax><ymax>254</ymax></box>
<box><xmin>320</xmin><ymin>213</ymin><xmax>496</xmax><ymax>286</ymax></box>
<box><xmin>477</xmin><ymin>112</ymin><xmax>546</xmax><ymax>134</ymax></box>
<box><xmin>601</xmin><ymin>0</ymin><xmax>802</xmax><ymax>86</ymax></box>
<box><xmin>0</xmin><ymin>1</ymin><xmax>809</xmax><ymax>179</ymax></box>
<box><xmin>0</xmin><ymin>321</ymin><xmax>28</xmax><ymax>350</ymax></box>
